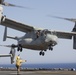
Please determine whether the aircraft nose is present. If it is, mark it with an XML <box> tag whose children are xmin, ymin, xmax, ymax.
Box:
<box><xmin>45</xmin><ymin>34</ymin><xmax>58</xmax><ymax>45</ymax></box>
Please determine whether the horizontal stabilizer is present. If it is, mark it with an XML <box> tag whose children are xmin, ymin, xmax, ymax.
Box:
<box><xmin>7</xmin><ymin>36</ymin><xmax>18</xmax><ymax>40</ymax></box>
<box><xmin>0</xmin><ymin>54</ymin><xmax>12</xmax><ymax>57</ymax></box>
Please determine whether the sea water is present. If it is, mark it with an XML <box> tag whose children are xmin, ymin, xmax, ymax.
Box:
<box><xmin>0</xmin><ymin>63</ymin><xmax>76</xmax><ymax>69</ymax></box>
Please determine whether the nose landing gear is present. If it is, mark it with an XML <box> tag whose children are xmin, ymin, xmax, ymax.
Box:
<box><xmin>49</xmin><ymin>46</ymin><xmax>53</xmax><ymax>51</ymax></box>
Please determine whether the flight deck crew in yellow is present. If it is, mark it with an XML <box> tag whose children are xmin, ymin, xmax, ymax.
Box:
<box><xmin>15</xmin><ymin>55</ymin><xmax>26</xmax><ymax>75</ymax></box>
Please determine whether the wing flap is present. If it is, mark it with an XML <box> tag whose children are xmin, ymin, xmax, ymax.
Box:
<box><xmin>1</xmin><ymin>16</ymin><xmax>34</xmax><ymax>32</ymax></box>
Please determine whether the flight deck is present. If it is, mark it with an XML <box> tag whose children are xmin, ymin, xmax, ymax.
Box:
<box><xmin>0</xmin><ymin>70</ymin><xmax>76</xmax><ymax>75</ymax></box>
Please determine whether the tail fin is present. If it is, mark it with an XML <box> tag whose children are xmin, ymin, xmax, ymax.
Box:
<box><xmin>9</xmin><ymin>48</ymin><xmax>16</xmax><ymax>64</ymax></box>
<box><xmin>3</xmin><ymin>26</ymin><xmax>18</xmax><ymax>41</ymax></box>
<box><xmin>72</xmin><ymin>22</ymin><xmax>76</xmax><ymax>49</ymax></box>
<box><xmin>7</xmin><ymin>36</ymin><xmax>18</xmax><ymax>40</ymax></box>
<box><xmin>72</xmin><ymin>22</ymin><xmax>76</xmax><ymax>32</ymax></box>
<box><xmin>3</xmin><ymin>26</ymin><xmax>7</xmax><ymax>41</ymax></box>
<box><xmin>0</xmin><ymin>54</ymin><xmax>11</xmax><ymax>57</ymax></box>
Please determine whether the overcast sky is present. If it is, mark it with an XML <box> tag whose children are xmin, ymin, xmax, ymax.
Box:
<box><xmin>0</xmin><ymin>0</ymin><xmax>76</xmax><ymax>64</ymax></box>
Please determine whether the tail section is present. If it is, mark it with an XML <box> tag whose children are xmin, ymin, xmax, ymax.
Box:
<box><xmin>3</xmin><ymin>26</ymin><xmax>18</xmax><ymax>41</ymax></box>
<box><xmin>3</xmin><ymin>26</ymin><xmax>7</xmax><ymax>41</ymax></box>
<box><xmin>72</xmin><ymin>22</ymin><xmax>76</xmax><ymax>32</ymax></box>
<box><xmin>0</xmin><ymin>54</ymin><xmax>11</xmax><ymax>57</ymax></box>
<box><xmin>72</xmin><ymin>22</ymin><xmax>76</xmax><ymax>49</ymax></box>
<box><xmin>9</xmin><ymin>48</ymin><xmax>16</xmax><ymax>64</ymax></box>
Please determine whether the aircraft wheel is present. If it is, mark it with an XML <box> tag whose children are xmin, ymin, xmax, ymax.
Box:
<box><xmin>49</xmin><ymin>47</ymin><xmax>53</xmax><ymax>51</ymax></box>
<box><xmin>20</xmin><ymin>47</ymin><xmax>22</xmax><ymax>52</ymax></box>
<box><xmin>51</xmin><ymin>47</ymin><xmax>53</xmax><ymax>51</ymax></box>
<box><xmin>42</xmin><ymin>52</ymin><xmax>45</xmax><ymax>56</ymax></box>
<box><xmin>17</xmin><ymin>47</ymin><xmax>20</xmax><ymax>51</ymax></box>
<box><xmin>39</xmin><ymin>51</ymin><xmax>45</xmax><ymax>56</ymax></box>
<box><xmin>44</xmin><ymin>50</ymin><xmax>47</xmax><ymax>51</ymax></box>
<box><xmin>39</xmin><ymin>51</ymin><xmax>42</xmax><ymax>55</ymax></box>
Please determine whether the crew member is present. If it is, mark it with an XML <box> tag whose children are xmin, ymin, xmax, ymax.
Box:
<box><xmin>15</xmin><ymin>55</ymin><xmax>26</xmax><ymax>75</ymax></box>
<box><xmin>36</xmin><ymin>30</ymin><xmax>40</xmax><ymax>38</ymax></box>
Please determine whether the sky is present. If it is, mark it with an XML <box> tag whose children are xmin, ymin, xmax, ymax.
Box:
<box><xmin>0</xmin><ymin>0</ymin><xmax>76</xmax><ymax>64</ymax></box>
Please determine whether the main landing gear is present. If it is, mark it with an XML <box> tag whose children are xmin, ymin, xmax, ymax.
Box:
<box><xmin>17</xmin><ymin>44</ymin><xmax>23</xmax><ymax>52</ymax></box>
<box><xmin>39</xmin><ymin>46</ymin><xmax>53</xmax><ymax>56</ymax></box>
<box><xmin>39</xmin><ymin>50</ymin><xmax>47</xmax><ymax>56</ymax></box>
<box><xmin>39</xmin><ymin>51</ymin><xmax>45</xmax><ymax>56</ymax></box>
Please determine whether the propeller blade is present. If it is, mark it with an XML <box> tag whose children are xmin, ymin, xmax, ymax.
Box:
<box><xmin>47</xmin><ymin>15</ymin><xmax>76</xmax><ymax>22</ymax></box>
<box><xmin>2</xmin><ymin>2</ymin><xmax>32</xmax><ymax>9</ymax></box>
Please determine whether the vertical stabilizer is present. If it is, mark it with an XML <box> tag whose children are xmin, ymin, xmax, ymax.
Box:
<box><xmin>10</xmin><ymin>48</ymin><xmax>16</xmax><ymax>64</ymax></box>
<box><xmin>72</xmin><ymin>22</ymin><xmax>76</xmax><ymax>49</ymax></box>
<box><xmin>3</xmin><ymin>26</ymin><xmax>7</xmax><ymax>41</ymax></box>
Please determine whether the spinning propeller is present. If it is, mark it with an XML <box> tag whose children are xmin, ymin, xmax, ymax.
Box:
<box><xmin>47</xmin><ymin>15</ymin><xmax>76</xmax><ymax>22</ymax></box>
<box><xmin>0</xmin><ymin>0</ymin><xmax>31</xmax><ymax>9</ymax></box>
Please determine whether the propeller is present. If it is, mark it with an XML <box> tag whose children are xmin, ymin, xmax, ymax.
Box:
<box><xmin>47</xmin><ymin>15</ymin><xmax>76</xmax><ymax>22</ymax></box>
<box><xmin>0</xmin><ymin>0</ymin><xmax>32</xmax><ymax>9</ymax></box>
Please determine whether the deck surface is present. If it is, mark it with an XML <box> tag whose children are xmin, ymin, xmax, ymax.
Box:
<box><xmin>0</xmin><ymin>71</ymin><xmax>76</xmax><ymax>75</ymax></box>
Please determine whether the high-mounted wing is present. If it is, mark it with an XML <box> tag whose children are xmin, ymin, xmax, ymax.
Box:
<box><xmin>48</xmin><ymin>15</ymin><xmax>76</xmax><ymax>49</ymax></box>
<box><xmin>51</xmin><ymin>30</ymin><xmax>76</xmax><ymax>39</ymax></box>
<box><xmin>52</xmin><ymin>30</ymin><xmax>76</xmax><ymax>49</ymax></box>
<box><xmin>1</xmin><ymin>16</ymin><xmax>34</xmax><ymax>33</ymax></box>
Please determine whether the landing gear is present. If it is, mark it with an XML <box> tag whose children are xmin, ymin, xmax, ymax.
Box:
<box><xmin>17</xmin><ymin>44</ymin><xmax>22</xmax><ymax>52</ymax></box>
<box><xmin>9</xmin><ymin>44</ymin><xmax>16</xmax><ymax>64</ymax></box>
<box><xmin>48</xmin><ymin>44</ymin><xmax>53</xmax><ymax>51</ymax></box>
<box><xmin>49</xmin><ymin>46</ymin><xmax>53</xmax><ymax>51</ymax></box>
<box><xmin>39</xmin><ymin>51</ymin><xmax>45</xmax><ymax>56</ymax></box>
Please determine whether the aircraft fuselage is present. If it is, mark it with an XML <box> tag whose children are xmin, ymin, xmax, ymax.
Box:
<box><xmin>18</xmin><ymin>30</ymin><xmax>58</xmax><ymax>50</ymax></box>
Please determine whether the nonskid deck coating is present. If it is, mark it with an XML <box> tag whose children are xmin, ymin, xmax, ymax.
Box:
<box><xmin>0</xmin><ymin>71</ymin><xmax>76</xmax><ymax>75</ymax></box>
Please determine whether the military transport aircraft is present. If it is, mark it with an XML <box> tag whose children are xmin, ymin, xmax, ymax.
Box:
<box><xmin>0</xmin><ymin>0</ymin><xmax>76</xmax><ymax>57</ymax></box>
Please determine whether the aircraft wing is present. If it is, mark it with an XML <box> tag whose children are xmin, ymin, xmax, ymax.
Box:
<box><xmin>52</xmin><ymin>30</ymin><xmax>76</xmax><ymax>39</ymax></box>
<box><xmin>1</xmin><ymin>16</ymin><xmax>34</xmax><ymax>33</ymax></box>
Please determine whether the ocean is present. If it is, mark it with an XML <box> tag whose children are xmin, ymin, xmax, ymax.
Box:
<box><xmin>0</xmin><ymin>63</ymin><xmax>76</xmax><ymax>69</ymax></box>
